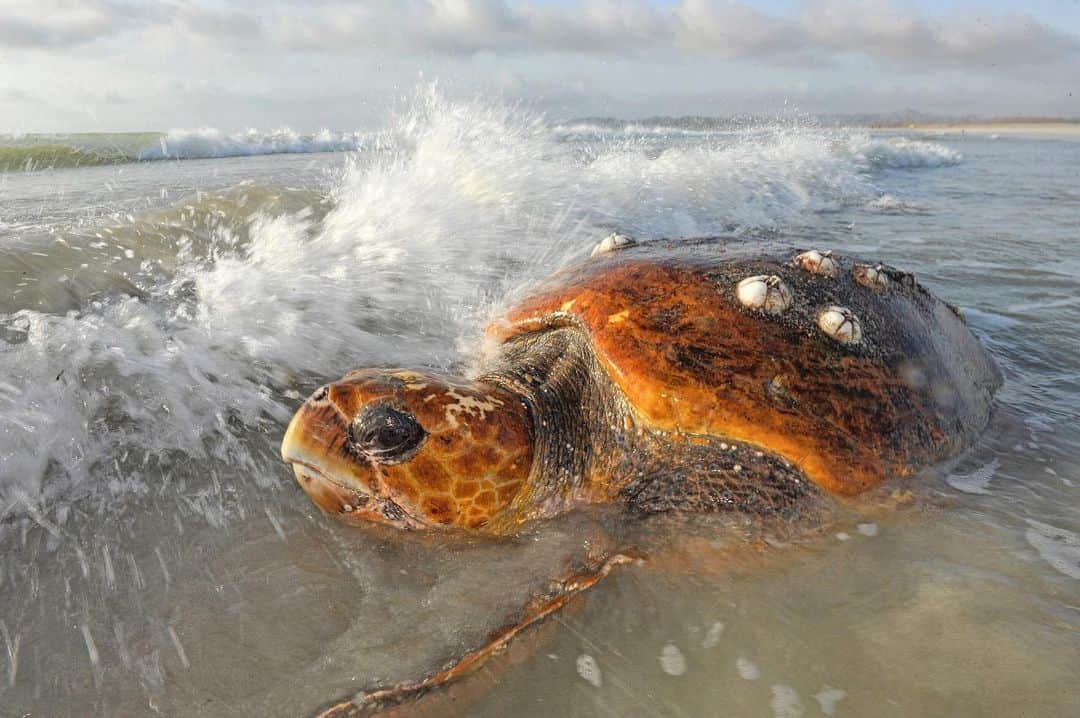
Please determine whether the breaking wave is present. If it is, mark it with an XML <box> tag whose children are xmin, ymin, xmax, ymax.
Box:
<box><xmin>0</xmin><ymin>128</ymin><xmax>367</xmax><ymax>171</ymax></box>
<box><xmin>0</xmin><ymin>89</ymin><xmax>965</xmax><ymax>507</ymax></box>
<box><xmin>848</xmin><ymin>136</ymin><xmax>962</xmax><ymax>168</ymax></box>
<box><xmin>135</xmin><ymin>127</ymin><xmax>367</xmax><ymax>161</ymax></box>
<box><xmin>553</xmin><ymin>120</ymin><xmax>733</xmax><ymax>137</ymax></box>
<box><xmin>1</xmin><ymin>123</ymin><xmax>963</xmax><ymax>175</ymax></box>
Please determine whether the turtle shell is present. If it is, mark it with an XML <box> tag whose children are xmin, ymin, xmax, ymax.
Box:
<box><xmin>489</xmin><ymin>239</ymin><xmax>1001</xmax><ymax>496</ymax></box>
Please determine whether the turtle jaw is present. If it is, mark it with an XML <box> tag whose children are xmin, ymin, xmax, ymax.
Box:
<box><xmin>287</xmin><ymin>460</ymin><xmax>427</xmax><ymax>531</ymax></box>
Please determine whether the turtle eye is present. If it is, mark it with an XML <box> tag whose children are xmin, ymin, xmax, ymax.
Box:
<box><xmin>349</xmin><ymin>403</ymin><xmax>427</xmax><ymax>464</ymax></box>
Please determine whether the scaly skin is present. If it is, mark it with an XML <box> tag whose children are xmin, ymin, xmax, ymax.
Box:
<box><xmin>281</xmin><ymin>369</ymin><xmax>533</xmax><ymax>530</ymax></box>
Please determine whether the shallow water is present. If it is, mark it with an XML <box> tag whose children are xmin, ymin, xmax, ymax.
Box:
<box><xmin>0</xmin><ymin>93</ymin><xmax>1077</xmax><ymax>717</ymax></box>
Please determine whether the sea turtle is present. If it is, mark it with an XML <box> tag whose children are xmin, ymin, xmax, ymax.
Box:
<box><xmin>280</xmin><ymin>236</ymin><xmax>1000</xmax><ymax>712</ymax></box>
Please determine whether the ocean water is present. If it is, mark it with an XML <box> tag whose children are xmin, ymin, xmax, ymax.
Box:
<box><xmin>0</xmin><ymin>92</ymin><xmax>1077</xmax><ymax>717</ymax></box>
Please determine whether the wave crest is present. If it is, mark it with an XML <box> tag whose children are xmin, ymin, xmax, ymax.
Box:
<box><xmin>136</xmin><ymin>127</ymin><xmax>366</xmax><ymax>161</ymax></box>
<box><xmin>849</xmin><ymin>136</ymin><xmax>962</xmax><ymax>168</ymax></box>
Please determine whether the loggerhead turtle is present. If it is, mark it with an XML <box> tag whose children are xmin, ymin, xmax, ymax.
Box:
<box><xmin>280</xmin><ymin>236</ymin><xmax>1000</xmax><ymax>711</ymax></box>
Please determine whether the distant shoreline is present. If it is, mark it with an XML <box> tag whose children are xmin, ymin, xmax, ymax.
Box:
<box><xmin>869</xmin><ymin>121</ymin><xmax>1080</xmax><ymax>136</ymax></box>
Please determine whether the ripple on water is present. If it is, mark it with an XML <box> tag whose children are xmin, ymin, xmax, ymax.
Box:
<box><xmin>1024</xmin><ymin>520</ymin><xmax>1080</xmax><ymax>579</ymax></box>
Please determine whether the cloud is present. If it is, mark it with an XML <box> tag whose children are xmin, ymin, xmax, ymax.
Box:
<box><xmin>224</xmin><ymin>1</ymin><xmax>668</xmax><ymax>56</ymax></box>
<box><xmin>671</xmin><ymin>0</ymin><xmax>803</xmax><ymax>59</ymax></box>
<box><xmin>1</xmin><ymin>0</ymin><xmax>1077</xmax><ymax>73</ymax></box>
<box><xmin>0</xmin><ymin>0</ymin><xmax>151</xmax><ymax>49</ymax></box>
<box><xmin>0</xmin><ymin>87</ymin><xmax>48</xmax><ymax>104</ymax></box>
<box><xmin>519</xmin><ymin>1</ymin><xmax>669</xmax><ymax>53</ymax></box>
<box><xmin>800</xmin><ymin>0</ymin><xmax>1080</xmax><ymax>68</ymax></box>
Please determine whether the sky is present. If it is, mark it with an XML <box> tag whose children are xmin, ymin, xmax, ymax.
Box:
<box><xmin>1</xmin><ymin>0</ymin><xmax>1079</xmax><ymax>133</ymax></box>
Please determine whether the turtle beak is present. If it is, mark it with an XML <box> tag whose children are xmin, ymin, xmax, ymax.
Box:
<box><xmin>281</xmin><ymin>387</ymin><xmax>341</xmax><ymax>473</ymax></box>
<box><xmin>281</xmin><ymin>389</ymin><xmax>365</xmax><ymax>514</ymax></box>
<box><xmin>281</xmin><ymin>386</ymin><xmax>426</xmax><ymax>530</ymax></box>
<box><xmin>289</xmin><ymin>461</ymin><xmax>373</xmax><ymax>517</ymax></box>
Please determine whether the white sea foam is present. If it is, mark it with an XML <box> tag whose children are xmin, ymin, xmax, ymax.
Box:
<box><xmin>947</xmin><ymin>458</ymin><xmax>999</xmax><ymax>495</ymax></box>
<box><xmin>552</xmin><ymin>121</ymin><xmax>730</xmax><ymax>137</ymax></box>
<box><xmin>868</xmin><ymin>194</ymin><xmax>927</xmax><ymax>213</ymax></box>
<box><xmin>135</xmin><ymin>127</ymin><xmax>366</xmax><ymax>161</ymax></box>
<box><xmin>0</xmin><ymin>298</ymin><xmax>288</xmax><ymax>502</ymax></box>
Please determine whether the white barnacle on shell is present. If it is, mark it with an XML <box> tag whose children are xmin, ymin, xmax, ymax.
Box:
<box><xmin>591</xmin><ymin>232</ymin><xmax>636</xmax><ymax>257</ymax></box>
<box><xmin>795</xmin><ymin>249</ymin><xmax>840</xmax><ymax>277</ymax></box>
<box><xmin>736</xmin><ymin>275</ymin><xmax>793</xmax><ymax>314</ymax></box>
<box><xmin>817</xmin><ymin>305</ymin><xmax>863</xmax><ymax>344</ymax></box>
<box><xmin>853</xmin><ymin>263</ymin><xmax>889</xmax><ymax>291</ymax></box>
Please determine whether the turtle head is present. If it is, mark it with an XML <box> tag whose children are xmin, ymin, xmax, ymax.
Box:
<box><xmin>281</xmin><ymin>369</ymin><xmax>533</xmax><ymax>531</ymax></box>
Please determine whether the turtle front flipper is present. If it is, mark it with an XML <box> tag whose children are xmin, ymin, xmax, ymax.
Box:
<box><xmin>316</xmin><ymin>552</ymin><xmax>637</xmax><ymax>717</ymax></box>
<box><xmin>618</xmin><ymin>433</ymin><xmax>823</xmax><ymax>519</ymax></box>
